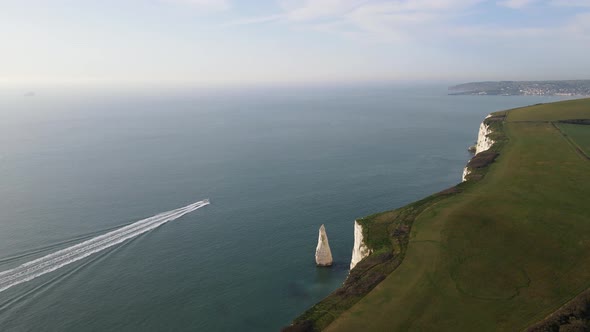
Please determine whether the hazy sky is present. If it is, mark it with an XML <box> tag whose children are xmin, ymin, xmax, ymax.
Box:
<box><xmin>1</xmin><ymin>0</ymin><xmax>589</xmax><ymax>85</ymax></box>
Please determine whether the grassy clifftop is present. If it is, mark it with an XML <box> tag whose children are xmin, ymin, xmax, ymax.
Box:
<box><xmin>287</xmin><ymin>98</ymin><xmax>590</xmax><ymax>332</ymax></box>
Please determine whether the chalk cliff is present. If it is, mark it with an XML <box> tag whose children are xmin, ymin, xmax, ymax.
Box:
<box><xmin>463</xmin><ymin>114</ymin><xmax>495</xmax><ymax>182</ymax></box>
<box><xmin>350</xmin><ymin>220</ymin><xmax>372</xmax><ymax>270</ymax></box>
<box><xmin>475</xmin><ymin>114</ymin><xmax>494</xmax><ymax>154</ymax></box>
<box><xmin>315</xmin><ymin>225</ymin><xmax>333</xmax><ymax>267</ymax></box>
<box><xmin>461</xmin><ymin>166</ymin><xmax>471</xmax><ymax>182</ymax></box>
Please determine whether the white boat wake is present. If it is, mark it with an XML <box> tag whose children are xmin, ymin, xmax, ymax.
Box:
<box><xmin>0</xmin><ymin>199</ymin><xmax>210</xmax><ymax>293</ymax></box>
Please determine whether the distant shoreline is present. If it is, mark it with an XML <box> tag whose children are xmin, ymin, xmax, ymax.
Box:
<box><xmin>449</xmin><ymin>79</ymin><xmax>590</xmax><ymax>96</ymax></box>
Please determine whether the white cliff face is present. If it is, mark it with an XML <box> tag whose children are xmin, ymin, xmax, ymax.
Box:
<box><xmin>462</xmin><ymin>166</ymin><xmax>471</xmax><ymax>182</ymax></box>
<box><xmin>350</xmin><ymin>220</ymin><xmax>372</xmax><ymax>270</ymax></box>
<box><xmin>315</xmin><ymin>224</ymin><xmax>333</xmax><ymax>266</ymax></box>
<box><xmin>463</xmin><ymin>115</ymin><xmax>495</xmax><ymax>182</ymax></box>
<box><xmin>475</xmin><ymin>115</ymin><xmax>494</xmax><ymax>155</ymax></box>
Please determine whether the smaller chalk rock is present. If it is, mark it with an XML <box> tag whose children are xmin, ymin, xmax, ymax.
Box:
<box><xmin>315</xmin><ymin>224</ymin><xmax>333</xmax><ymax>267</ymax></box>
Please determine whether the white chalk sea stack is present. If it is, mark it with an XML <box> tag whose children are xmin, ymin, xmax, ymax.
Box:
<box><xmin>315</xmin><ymin>224</ymin><xmax>333</xmax><ymax>267</ymax></box>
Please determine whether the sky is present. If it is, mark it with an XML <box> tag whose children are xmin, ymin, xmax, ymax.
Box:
<box><xmin>1</xmin><ymin>0</ymin><xmax>590</xmax><ymax>86</ymax></box>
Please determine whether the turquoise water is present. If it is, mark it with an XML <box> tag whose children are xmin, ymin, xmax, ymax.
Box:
<box><xmin>0</xmin><ymin>84</ymin><xmax>565</xmax><ymax>331</ymax></box>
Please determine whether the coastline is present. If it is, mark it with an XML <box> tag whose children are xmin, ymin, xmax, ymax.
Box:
<box><xmin>283</xmin><ymin>112</ymin><xmax>506</xmax><ymax>331</ymax></box>
<box><xmin>287</xmin><ymin>98</ymin><xmax>590</xmax><ymax>331</ymax></box>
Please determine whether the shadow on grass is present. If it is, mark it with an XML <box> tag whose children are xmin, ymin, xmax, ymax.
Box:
<box><xmin>527</xmin><ymin>289</ymin><xmax>590</xmax><ymax>332</ymax></box>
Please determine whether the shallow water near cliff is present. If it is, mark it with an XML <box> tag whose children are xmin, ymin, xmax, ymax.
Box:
<box><xmin>0</xmin><ymin>84</ymin><xmax>567</xmax><ymax>331</ymax></box>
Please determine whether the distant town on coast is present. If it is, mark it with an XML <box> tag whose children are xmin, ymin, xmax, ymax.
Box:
<box><xmin>449</xmin><ymin>80</ymin><xmax>590</xmax><ymax>96</ymax></box>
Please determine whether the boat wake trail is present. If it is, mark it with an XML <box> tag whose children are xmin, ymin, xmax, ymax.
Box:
<box><xmin>0</xmin><ymin>199</ymin><xmax>210</xmax><ymax>293</ymax></box>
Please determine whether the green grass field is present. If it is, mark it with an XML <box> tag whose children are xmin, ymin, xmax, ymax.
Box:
<box><xmin>507</xmin><ymin>98</ymin><xmax>590</xmax><ymax>122</ymax></box>
<box><xmin>323</xmin><ymin>99</ymin><xmax>590</xmax><ymax>331</ymax></box>
<box><xmin>558</xmin><ymin>123</ymin><xmax>590</xmax><ymax>157</ymax></box>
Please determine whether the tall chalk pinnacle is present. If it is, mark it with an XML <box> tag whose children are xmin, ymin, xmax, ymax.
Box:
<box><xmin>315</xmin><ymin>224</ymin><xmax>333</xmax><ymax>267</ymax></box>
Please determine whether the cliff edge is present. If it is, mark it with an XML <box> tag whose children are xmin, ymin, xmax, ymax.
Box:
<box><xmin>283</xmin><ymin>110</ymin><xmax>508</xmax><ymax>332</ymax></box>
<box><xmin>349</xmin><ymin>221</ymin><xmax>371</xmax><ymax>270</ymax></box>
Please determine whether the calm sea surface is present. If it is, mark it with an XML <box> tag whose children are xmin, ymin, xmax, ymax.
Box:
<box><xmin>0</xmin><ymin>84</ymin><xmax>566</xmax><ymax>331</ymax></box>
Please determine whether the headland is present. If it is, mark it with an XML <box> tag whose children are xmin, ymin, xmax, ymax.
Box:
<box><xmin>285</xmin><ymin>98</ymin><xmax>590</xmax><ymax>331</ymax></box>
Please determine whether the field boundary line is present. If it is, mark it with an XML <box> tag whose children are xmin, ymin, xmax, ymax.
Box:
<box><xmin>550</xmin><ymin>122</ymin><xmax>590</xmax><ymax>161</ymax></box>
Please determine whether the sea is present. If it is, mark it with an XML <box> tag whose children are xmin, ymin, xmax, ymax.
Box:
<box><xmin>0</xmin><ymin>83</ymin><xmax>567</xmax><ymax>331</ymax></box>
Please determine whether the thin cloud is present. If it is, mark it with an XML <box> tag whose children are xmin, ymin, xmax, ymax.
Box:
<box><xmin>221</xmin><ymin>14</ymin><xmax>284</xmax><ymax>27</ymax></box>
<box><xmin>280</xmin><ymin>0</ymin><xmax>364</xmax><ymax>21</ymax></box>
<box><xmin>550</xmin><ymin>0</ymin><xmax>590</xmax><ymax>7</ymax></box>
<box><xmin>564</xmin><ymin>12</ymin><xmax>590</xmax><ymax>37</ymax></box>
<box><xmin>341</xmin><ymin>0</ymin><xmax>482</xmax><ymax>41</ymax></box>
<box><xmin>161</xmin><ymin>0</ymin><xmax>231</xmax><ymax>11</ymax></box>
<box><xmin>497</xmin><ymin>0</ymin><xmax>537</xmax><ymax>9</ymax></box>
<box><xmin>221</xmin><ymin>0</ymin><xmax>590</xmax><ymax>45</ymax></box>
<box><xmin>225</xmin><ymin>0</ymin><xmax>484</xmax><ymax>41</ymax></box>
<box><xmin>452</xmin><ymin>11</ymin><xmax>590</xmax><ymax>42</ymax></box>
